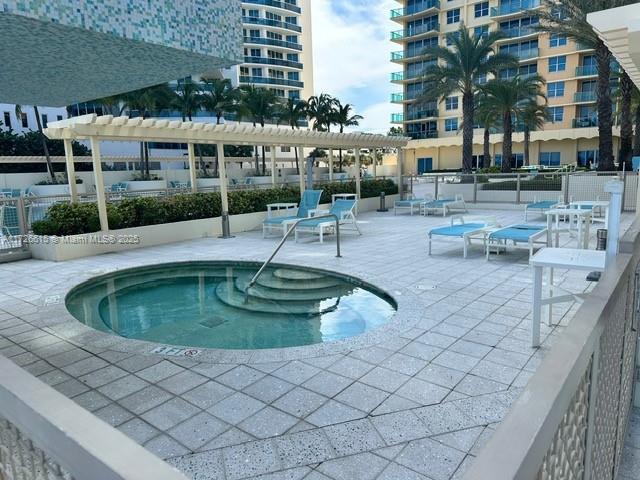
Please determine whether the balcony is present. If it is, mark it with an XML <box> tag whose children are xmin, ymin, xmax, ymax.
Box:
<box><xmin>576</xmin><ymin>65</ymin><xmax>597</xmax><ymax>77</ymax></box>
<box><xmin>391</xmin><ymin>113</ymin><xmax>404</xmax><ymax>123</ymax></box>
<box><xmin>499</xmin><ymin>25</ymin><xmax>538</xmax><ymax>39</ymax></box>
<box><xmin>574</xmin><ymin>91</ymin><xmax>596</xmax><ymax>103</ymax></box>
<box><xmin>391</xmin><ymin>93</ymin><xmax>404</xmax><ymax>103</ymax></box>
<box><xmin>491</xmin><ymin>0</ymin><xmax>540</xmax><ymax>17</ymax></box>
<box><xmin>243</xmin><ymin>0</ymin><xmax>301</xmax><ymax>14</ymax></box>
<box><xmin>572</xmin><ymin>117</ymin><xmax>598</xmax><ymax>128</ymax></box>
<box><xmin>239</xmin><ymin>75</ymin><xmax>304</xmax><ymax>88</ymax></box>
<box><xmin>244</xmin><ymin>36</ymin><xmax>302</xmax><ymax>51</ymax></box>
<box><xmin>391</xmin><ymin>23</ymin><xmax>439</xmax><ymax>41</ymax></box>
<box><xmin>242</xmin><ymin>16</ymin><xmax>302</xmax><ymax>33</ymax></box>
<box><xmin>244</xmin><ymin>56</ymin><xmax>303</xmax><ymax>69</ymax></box>
<box><xmin>391</xmin><ymin>71</ymin><xmax>404</xmax><ymax>82</ymax></box>
<box><xmin>512</xmin><ymin>47</ymin><xmax>539</xmax><ymax>60</ymax></box>
<box><xmin>390</xmin><ymin>0</ymin><xmax>440</xmax><ymax>20</ymax></box>
<box><xmin>408</xmin><ymin>130</ymin><xmax>438</xmax><ymax>139</ymax></box>
<box><xmin>406</xmin><ymin>109</ymin><xmax>439</xmax><ymax>120</ymax></box>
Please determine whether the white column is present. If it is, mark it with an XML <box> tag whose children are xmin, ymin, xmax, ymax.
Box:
<box><xmin>90</xmin><ymin>138</ymin><xmax>109</xmax><ymax>231</ymax></box>
<box><xmin>397</xmin><ymin>148</ymin><xmax>403</xmax><ymax>197</ymax></box>
<box><xmin>270</xmin><ymin>146</ymin><xmax>277</xmax><ymax>186</ymax></box>
<box><xmin>298</xmin><ymin>147</ymin><xmax>305</xmax><ymax>193</ymax></box>
<box><xmin>217</xmin><ymin>142</ymin><xmax>229</xmax><ymax>214</ymax></box>
<box><xmin>355</xmin><ymin>148</ymin><xmax>361</xmax><ymax>199</ymax></box>
<box><xmin>63</xmin><ymin>139</ymin><xmax>78</xmax><ymax>203</ymax></box>
<box><xmin>372</xmin><ymin>148</ymin><xmax>377</xmax><ymax>178</ymax></box>
<box><xmin>187</xmin><ymin>143</ymin><xmax>198</xmax><ymax>193</ymax></box>
<box><xmin>328</xmin><ymin>149</ymin><xmax>334</xmax><ymax>181</ymax></box>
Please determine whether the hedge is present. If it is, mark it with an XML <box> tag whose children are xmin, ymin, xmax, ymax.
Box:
<box><xmin>481</xmin><ymin>176</ymin><xmax>562</xmax><ymax>191</ymax></box>
<box><xmin>31</xmin><ymin>179</ymin><xmax>397</xmax><ymax>236</ymax></box>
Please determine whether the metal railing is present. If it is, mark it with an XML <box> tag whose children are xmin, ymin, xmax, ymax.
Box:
<box><xmin>390</xmin><ymin>0</ymin><xmax>440</xmax><ymax>19</ymax></box>
<box><xmin>0</xmin><ymin>355</ymin><xmax>188</xmax><ymax>480</ymax></box>
<box><xmin>463</xmin><ymin>218</ymin><xmax>640</xmax><ymax>479</ymax></box>
<box><xmin>244</xmin><ymin>214</ymin><xmax>342</xmax><ymax>298</ymax></box>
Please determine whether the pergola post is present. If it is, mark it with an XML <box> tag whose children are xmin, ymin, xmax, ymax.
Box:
<box><xmin>397</xmin><ymin>148</ymin><xmax>404</xmax><ymax>199</ymax></box>
<box><xmin>270</xmin><ymin>146</ymin><xmax>277</xmax><ymax>186</ymax></box>
<box><xmin>217</xmin><ymin>141</ymin><xmax>233</xmax><ymax>238</ymax></box>
<box><xmin>372</xmin><ymin>148</ymin><xmax>377</xmax><ymax>178</ymax></box>
<box><xmin>355</xmin><ymin>148</ymin><xmax>361</xmax><ymax>199</ymax></box>
<box><xmin>328</xmin><ymin>149</ymin><xmax>334</xmax><ymax>181</ymax></box>
<box><xmin>89</xmin><ymin>138</ymin><xmax>109</xmax><ymax>231</ymax></box>
<box><xmin>63</xmin><ymin>139</ymin><xmax>78</xmax><ymax>203</ymax></box>
<box><xmin>298</xmin><ymin>147</ymin><xmax>305</xmax><ymax>193</ymax></box>
<box><xmin>187</xmin><ymin>143</ymin><xmax>198</xmax><ymax>193</ymax></box>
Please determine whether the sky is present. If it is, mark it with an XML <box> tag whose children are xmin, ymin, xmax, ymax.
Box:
<box><xmin>311</xmin><ymin>0</ymin><xmax>397</xmax><ymax>134</ymax></box>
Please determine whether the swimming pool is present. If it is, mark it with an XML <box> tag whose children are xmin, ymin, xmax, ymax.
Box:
<box><xmin>65</xmin><ymin>262</ymin><xmax>396</xmax><ymax>350</ymax></box>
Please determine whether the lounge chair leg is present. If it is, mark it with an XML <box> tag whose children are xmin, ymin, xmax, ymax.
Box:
<box><xmin>428</xmin><ymin>234</ymin><xmax>432</xmax><ymax>255</ymax></box>
<box><xmin>463</xmin><ymin>239</ymin><xmax>468</xmax><ymax>259</ymax></box>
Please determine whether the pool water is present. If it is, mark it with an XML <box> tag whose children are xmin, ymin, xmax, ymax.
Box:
<box><xmin>65</xmin><ymin>262</ymin><xmax>396</xmax><ymax>350</ymax></box>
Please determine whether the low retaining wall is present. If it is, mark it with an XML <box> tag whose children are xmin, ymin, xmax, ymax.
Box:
<box><xmin>29</xmin><ymin>194</ymin><xmax>397</xmax><ymax>262</ymax></box>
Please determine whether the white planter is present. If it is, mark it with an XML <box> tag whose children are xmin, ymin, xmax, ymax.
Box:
<box><xmin>124</xmin><ymin>180</ymin><xmax>167</xmax><ymax>191</ymax></box>
<box><xmin>27</xmin><ymin>184</ymin><xmax>86</xmax><ymax>196</ymax></box>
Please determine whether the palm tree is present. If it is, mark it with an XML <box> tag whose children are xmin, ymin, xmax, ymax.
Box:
<box><xmin>239</xmin><ymin>85</ymin><xmax>279</xmax><ymax>175</ymax></box>
<box><xmin>15</xmin><ymin>105</ymin><xmax>55</xmax><ymax>182</ymax></box>
<box><xmin>632</xmin><ymin>87</ymin><xmax>640</xmax><ymax>157</ymax></box>
<box><xmin>520</xmin><ymin>100</ymin><xmax>549</xmax><ymax>167</ymax></box>
<box><xmin>277</xmin><ymin>98</ymin><xmax>308</xmax><ymax>173</ymax></box>
<box><xmin>420</xmin><ymin>24</ymin><xmax>518</xmax><ymax>172</ymax></box>
<box><xmin>475</xmin><ymin>95</ymin><xmax>501</xmax><ymax>168</ymax></box>
<box><xmin>307</xmin><ymin>94</ymin><xmax>338</xmax><ymax>132</ymax></box>
<box><xmin>172</xmin><ymin>78</ymin><xmax>202</xmax><ymax>122</ymax></box>
<box><xmin>201</xmin><ymin>78</ymin><xmax>239</xmax><ymax>124</ymax></box>
<box><xmin>333</xmin><ymin>102</ymin><xmax>363</xmax><ymax>172</ymax></box>
<box><xmin>482</xmin><ymin>75</ymin><xmax>546</xmax><ymax>172</ymax></box>
<box><xmin>618</xmin><ymin>71</ymin><xmax>634</xmax><ymax>170</ymax></box>
<box><xmin>537</xmin><ymin>0</ymin><xmax>631</xmax><ymax>171</ymax></box>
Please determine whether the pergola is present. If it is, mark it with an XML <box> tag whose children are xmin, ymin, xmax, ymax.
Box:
<box><xmin>44</xmin><ymin>114</ymin><xmax>409</xmax><ymax>233</ymax></box>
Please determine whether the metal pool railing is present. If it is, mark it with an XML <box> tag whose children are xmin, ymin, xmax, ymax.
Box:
<box><xmin>463</xmin><ymin>218</ymin><xmax>640</xmax><ymax>479</ymax></box>
<box><xmin>0</xmin><ymin>355</ymin><xmax>188</xmax><ymax>480</ymax></box>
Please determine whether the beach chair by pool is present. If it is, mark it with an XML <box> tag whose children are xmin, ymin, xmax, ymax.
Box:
<box><xmin>295</xmin><ymin>199</ymin><xmax>361</xmax><ymax>243</ymax></box>
<box><xmin>262</xmin><ymin>190</ymin><xmax>323</xmax><ymax>238</ymax></box>
<box><xmin>421</xmin><ymin>194</ymin><xmax>467</xmax><ymax>217</ymax></box>
<box><xmin>428</xmin><ymin>215</ymin><xmax>499</xmax><ymax>258</ymax></box>
<box><xmin>524</xmin><ymin>197</ymin><xmax>562</xmax><ymax>221</ymax></box>
<box><xmin>486</xmin><ymin>224</ymin><xmax>549</xmax><ymax>260</ymax></box>
<box><xmin>394</xmin><ymin>195</ymin><xmax>432</xmax><ymax>216</ymax></box>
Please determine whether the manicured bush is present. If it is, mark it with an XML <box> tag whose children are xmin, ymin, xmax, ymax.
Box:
<box><xmin>31</xmin><ymin>179</ymin><xmax>398</xmax><ymax>236</ymax></box>
<box><xmin>481</xmin><ymin>176</ymin><xmax>562</xmax><ymax>191</ymax></box>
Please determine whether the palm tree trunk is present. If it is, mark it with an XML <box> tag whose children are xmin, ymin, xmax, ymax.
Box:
<box><xmin>144</xmin><ymin>142</ymin><xmax>150</xmax><ymax>177</ymax></box>
<box><xmin>34</xmin><ymin>106</ymin><xmax>55</xmax><ymax>182</ymax></box>
<box><xmin>523</xmin><ymin>128</ymin><xmax>531</xmax><ymax>166</ymax></box>
<box><xmin>483</xmin><ymin>128</ymin><xmax>491</xmax><ymax>168</ymax></box>
<box><xmin>619</xmin><ymin>71</ymin><xmax>633</xmax><ymax>171</ymax></box>
<box><xmin>502</xmin><ymin>112</ymin><xmax>513</xmax><ymax>173</ymax></box>
<box><xmin>634</xmin><ymin>104</ymin><xmax>640</xmax><ymax>156</ymax></box>
<box><xmin>595</xmin><ymin>40</ymin><xmax>615</xmax><ymax>171</ymax></box>
<box><xmin>461</xmin><ymin>91</ymin><xmax>475</xmax><ymax>172</ymax></box>
<box><xmin>262</xmin><ymin>146</ymin><xmax>266</xmax><ymax>176</ymax></box>
<box><xmin>139</xmin><ymin>142</ymin><xmax>145</xmax><ymax>175</ymax></box>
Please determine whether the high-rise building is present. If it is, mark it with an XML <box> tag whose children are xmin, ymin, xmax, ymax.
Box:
<box><xmin>235</xmin><ymin>0</ymin><xmax>314</xmax><ymax>102</ymax></box>
<box><xmin>390</xmin><ymin>0</ymin><xmax>621</xmax><ymax>172</ymax></box>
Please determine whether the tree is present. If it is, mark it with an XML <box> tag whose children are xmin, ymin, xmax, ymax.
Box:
<box><xmin>475</xmin><ymin>94</ymin><xmax>501</xmax><ymax>168</ymax></box>
<box><xmin>420</xmin><ymin>24</ymin><xmax>517</xmax><ymax>172</ymax></box>
<box><xmin>333</xmin><ymin>101</ymin><xmax>363</xmax><ymax>172</ymax></box>
<box><xmin>520</xmin><ymin>100</ymin><xmax>549</xmax><ymax>167</ymax></box>
<box><xmin>632</xmin><ymin>87</ymin><xmax>640</xmax><ymax>157</ymax></box>
<box><xmin>239</xmin><ymin>85</ymin><xmax>279</xmax><ymax>175</ymax></box>
<box><xmin>618</xmin><ymin>71</ymin><xmax>634</xmax><ymax>170</ymax></box>
<box><xmin>276</xmin><ymin>98</ymin><xmax>308</xmax><ymax>173</ymax></box>
<box><xmin>172</xmin><ymin>78</ymin><xmax>202</xmax><ymax>122</ymax></box>
<box><xmin>537</xmin><ymin>0</ymin><xmax>632</xmax><ymax>171</ymax></box>
<box><xmin>388</xmin><ymin>126</ymin><xmax>404</xmax><ymax>136</ymax></box>
<box><xmin>307</xmin><ymin>94</ymin><xmax>338</xmax><ymax>132</ymax></box>
<box><xmin>482</xmin><ymin>75</ymin><xmax>546</xmax><ymax>172</ymax></box>
<box><xmin>15</xmin><ymin>105</ymin><xmax>55</xmax><ymax>182</ymax></box>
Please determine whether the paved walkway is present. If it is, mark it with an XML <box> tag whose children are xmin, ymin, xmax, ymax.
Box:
<box><xmin>0</xmin><ymin>208</ymin><xmax>625</xmax><ymax>480</ymax></box>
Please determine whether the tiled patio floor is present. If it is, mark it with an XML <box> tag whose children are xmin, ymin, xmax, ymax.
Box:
<box><xmin>0</xmin><ymin>208</ymin><xmax>628</xmax><ymax>480</ymax></box>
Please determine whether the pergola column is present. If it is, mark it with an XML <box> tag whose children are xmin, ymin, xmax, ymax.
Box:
<box><xmin>397</xmin><ymin>148</ymin><xmax>404</xmax><ymax>199</ymax></box>
<box><xmin>63</xmin><ymin>139</ymin><xmax>78</xmax><ymax>202</ymax></box>
<box><xmin>270</xmin><ymin>146</ymin><xmax>277</xmax><ymax>186</ymax></box>
<box><xmin>298</xmin><ymin>147</ymin><xmax>305</xmax><ymax>193</ymax></box>
<box><xmin>217</xmin><ymin>141</ymin><xmax>232</xmax><ymax>238</ymax></box>
<box><xmin>328</xmin><ymin>149</ymin><xmax>334</xmax><ymax>181</ymax></box>
<box><xmin>372</xmin><ymin>148</ymin><xmax>377</xmax><ymax>178</ymax></box>
<box><xmin>90</xmin><ymin>138</ymin><xmax>109</xmax><ymax>231</ymax></box>
<box><xmin>355</xmin><ymin>148</ymin><xmax>361</xmax><ymax>199</ymax></box>
<box><xmin>187</xmin><ymin>143</ymin><xmax>198</xmax><ymax>193</ymax></box>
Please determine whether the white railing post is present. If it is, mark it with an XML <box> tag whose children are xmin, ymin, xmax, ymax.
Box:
<box><xmin>605</xmin><ymin>180</ymin><xmax>624</xmax><ymax>260</ymax></box>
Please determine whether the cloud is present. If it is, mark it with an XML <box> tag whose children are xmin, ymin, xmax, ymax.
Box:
<box><xmin>311</xmin><ymin>0</ymin><xmax>397</xmax><ymax>134</ymax></box>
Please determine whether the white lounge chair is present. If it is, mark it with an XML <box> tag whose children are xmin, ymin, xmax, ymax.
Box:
<box><xmin>421</xmin><ymin>194</ymin><xmax>467</xmax><ymax>217</ymax></box>
<box><xmin>486</xmin><ymin>224</ymin><xmax>549</xmax><ymax>260</ymax></box>
<box><xmin>295</xmin><ymin>199</ymin><xmax>361</xmax><ymax>243</ymax></box>
<box><xmin>394</xmin><ymin>194</ymin><xmax>432</xmax><ymax>216</ymax></box>
<box><xmin>428</xmin><ymin>215</ymin><xmax>499</xmax><ymax>258</ymax></box>
<box><xmin>263</xmin><ymin>190</ymin><xmax>323</xmax><ymax>238</ymax></box>
<box><xmin>524</xmin><ymin>196</ymin><xmax>563</xmax><ymax>221</ymax></box>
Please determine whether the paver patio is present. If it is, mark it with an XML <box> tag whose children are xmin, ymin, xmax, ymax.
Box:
<box><xmin>0</xmin><ymin>208</ymin><xmax>630</xmax><ymax>479</ymax></box>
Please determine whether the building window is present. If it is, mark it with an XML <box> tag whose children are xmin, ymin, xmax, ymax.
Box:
<box><xmin>447</xmin><ymin>9</ymin><xmax>460</xmax><ymax>24</ymax></box>
<box><xmin>445</xmin><ymin>118</ymin><xmax>458</xmax><ymax>131</ymax></box>
<box><xmin>474</xmin><ymin>25</ymin><xmax>489</xmax><ymax>38</ymax></box>
<box><xmin>577</xmin><ymin>150</ymin><xmax>598</xmax><ymax>167</ymax></box>
<box><xmin>549</xmin><ymin>34</ymin><xmax>567</xmax><ymax>47</ymax></box>
<box><xmin>57</xmin><ymin>115</ymin><xmax>63</xmax><ymax>121</ymax></box>
<box><xmin>287</xmin><ymin>53</ymin><xmax>299</xmax><ymax>61</ymax></box>
<box><xmin>251</xmin><ymin>67</ymin><xmax>263</xmax><ymax>77</ymax></box>
<box><xmin>21</xmin><ymin>113</ymin><xmax>28</xmax><ymax>128</ymax></box>
<box><xmin>548</xmin><ymin>55</ymin><xmax>566</xmax><ymax>72</ymax></box>
<box><xmin>250</xmin><ymin>48</ymin><xmax>261</xmax><ymax>57</ymax></box>
<box><xmin>249</xmin><ymin>29</ymin><xmax>260</xmax><ymax>38</ymax></box>
<box><xmin>548</xmin><ymin>106</ymin><xmax>564</xmax><ymax>122</ymax></box>
<box><xmin>476</xmin><ymin>73</ymin><xmax>488</xmax><ymax>84</ymax></box>
<box><xmin>445</xmin><ymin>97</ymin><xmax>458</xmax><ymax>110</ymax></box>
<box><xmin>281</xmin><ymin>146</ymin><xmax>291</xmax><ymax>152</ymax></box>
<box><xmin>287</xmin><ymin>71</ymin><xmax>299</xmax><ymax>81</ymax></box>
<box><xmin>474</xmin><ymin>2</ymin><xmax>489</xmax><ymax>17</ymax></box>
<box><xmin>41</xmin><ymin>114</ymin><xmax>48</xmax><ymax>128</ymax></box>
<box><xmin>539</xmin><ymin>152</ymin><xmax>561</xmax><ymax>166</ymax></box>
<box><xmin>286</xmin><ymin>35</ymin><xmax>298</xmax><ymax>44</ymax></box>
<box><xmin>3</xmin><ymin>112</ymin><xmax>10</xmax><ymax>129</ymax></box>
<box><xmin>547</xmin><ymin>81</ymin><xmax>565</xmax><ymax>98</ymax></box>
<box><xmin>248</xmin><ymin>9</ymin><xmax>259</xmax><ymax>17</ymax></box>
<box><xmin>446</xmin><ymin>31</ymin><xmax>460</xmax><ymax>46</ymax></box>
<box><xmin>288</xmin><ymin>90</ymin><xmax>300</xmax><ymax>100</ymax></box>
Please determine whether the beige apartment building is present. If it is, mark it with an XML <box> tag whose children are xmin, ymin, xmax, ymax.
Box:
<box><xmin>390</xmin><ymin>0</ymin><xmax>621</xmax><ymax>173</ymax></box>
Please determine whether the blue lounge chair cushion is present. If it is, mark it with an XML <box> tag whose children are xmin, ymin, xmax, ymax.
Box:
<box><xmin>490</xmin><ymin>225</ymin><xmax>545</xmax><ymax>242</ymax></box>
<box><xmin>396</xmin><ymin>199</ymin><xmax>425</xmax><ymax>207</ymax></box>
<box><xmin>425</xmin><ymin>198</ymin><xmax>455</xmax><ymax>207</ymax></box>
<box><xmin>297</xmin><ymin>200</ymin><xmax>356</xmax><ymax>228</ymax></box>
<box><xmin>429</xmin><ymin>223</ymin><xmax>486</xmax><ymax>237</ymax></box>
<box><xmin>526</xmin><ymin>201</ymin><xmax>557</xmax><ymax>210</ymax></box>
<box><xmin>263</xmin><ymin>215</ymin><xmax>298</xmax><ymax>225</ymax></box>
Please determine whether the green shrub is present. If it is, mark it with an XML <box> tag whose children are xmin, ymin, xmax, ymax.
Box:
<box><xmin>30</xmin><ymin>179</ymin><xmax>397</xmax><ymax>236</ymax></box>
<box><xmin>481</xmin><ymin>176</ymin><xmax>562</xmax><ymax>191</ymax></box>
